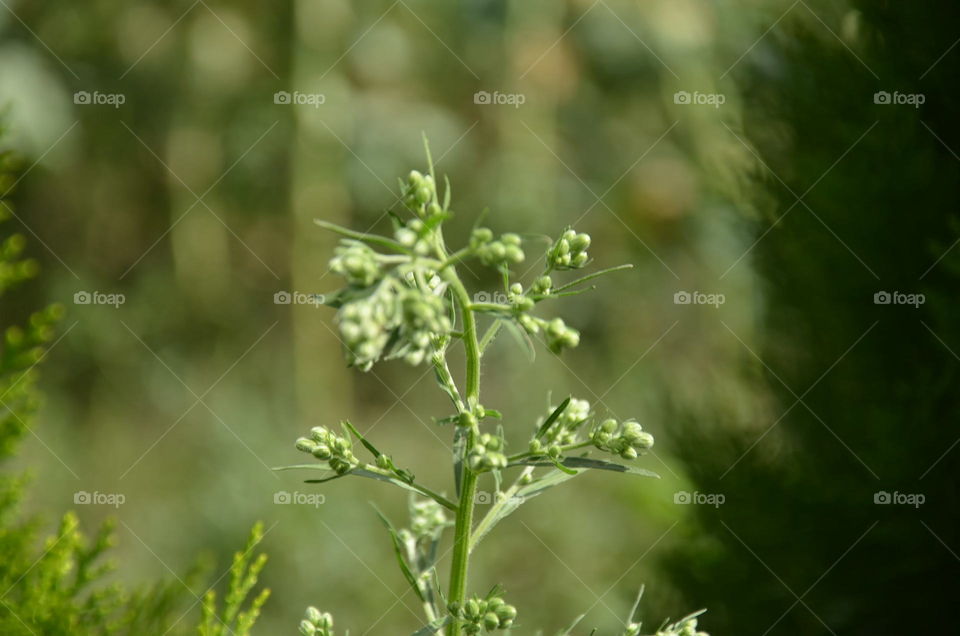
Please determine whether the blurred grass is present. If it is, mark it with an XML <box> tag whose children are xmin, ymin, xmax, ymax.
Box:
<box><xmin>0</xmin><ymin>0</ymin><xmax>780</xmax><ymax>633</ymax></box>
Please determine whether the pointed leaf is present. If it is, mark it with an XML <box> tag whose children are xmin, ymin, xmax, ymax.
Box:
<box><xmin>373</xmin><ymin>506</ymin><xmax>424</xmax><ymax>603</ymax></box>
<box><xmin>342</xmin><ymin>420</ymin><xmax>382</xmax><ymax>458</ymax></box>
<box><xmin>411</xmin><ymin>617</ymin><xmax>451</xmax><ymax>636</ymax></box>
<box><xmin>503</xmin><ymin>319</ymin><xmax>536</xmax><ymax>362</ymax></box>
<box><xmin>535</xmin><ymin>397</ymin><xmax>570</xmax><ymax>439</ymax></box>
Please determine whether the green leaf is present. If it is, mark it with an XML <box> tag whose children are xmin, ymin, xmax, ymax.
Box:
<box><xmin>551</xmin><ymin>263</ymin><xmax>633</xmax><ymax>294</ymax></box>
<box><xmin>515</xmin><ymin>468</ymin><xmax>582</xmax><ymax>498</ymax></box>
<box><xmin>513</xmin><ymin>456</ymin><xmax>660</xmax><ymax>479</ymax></box>
<box><xmin>411</xmin><ymin>616</ymin><xmax>451</xmax><ymax>635</ymax></box>
<box><xmin>314</xmin><ymin>219</ymin><xmax>410</xmax><ymax>254</ymax></box>
<box><xmin>373</xmin><ymin>506</ymin><xmax>424</xmax><ymax>603</ymax></box>
<box><xmin>556</xmin><ymin>614</ymin><xmax>587</xmax><ymax>636</ymax></box>
<box><xmin>453</xmin><ymin>426</ymin><xmax>467</xmax><ymax>498</ymax></box>
<box><xmin>503</xmin><ymin>319</ymin><xmax>535</xmax><ymax>362</ymax></box>
<box><xmin>535</xmin><ymin>396</ymin><xmax>570</xmax><ymax>439</ymax></box>
<box><xmin>549</xmin><ymin>455</ymin><xmax>578</xmax><ymax>475</ymax></box>
<box><xmin>341</xmin><ymin>419</ymin><xmax>381</xmax><ymax>458</ymax></box>
<box><xmin>478</xmin><ymin>319</ymin><xmax>503</xmax><ymax>354</ymax></box>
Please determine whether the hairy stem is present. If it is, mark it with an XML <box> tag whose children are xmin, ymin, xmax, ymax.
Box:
<box><xmin>442</xmin><ymin>271</ymin><xmax>481</xmax><ymax>636</ymax></box>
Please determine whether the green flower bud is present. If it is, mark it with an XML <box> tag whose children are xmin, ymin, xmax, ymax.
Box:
<box><xmin>311</xmin><ymin>444</ymin><xmax>332</xmax><ymax>460</ymax></box>
<box><xmin>532</xmin><ymin>275</ymin><xmax>553</xmax><ymax>294</ymax></box>
<box><xmin>375</xmin><ymin>454</ymin><xmax>392</xmax><ymax>470</ymax></box>
<box><xmin>634</xmin><ymin>431</ymin><xmax>655</xmax><ymax>449</ymax></box>
<box><xmin>305</xmin><ymin>607</ymin><xmax>322</xmax><ymax>623</ymax></box>
<box><xmin>483</xmin><ymin>612</ymin><xmax>500</xmax><ymax>630</ymax></box>
<box><xmin>529</xmin><ymin>439</ymin><xmax>543</xmax><ymax>454</ymax></box>
<box><xmin>466</xmin><ymin>599</ymin><xmax>481</xmax><ymax>619</ymax></box>
<box><xmin>496</xmin><ymin>604</ymin><xmax>517</xmax><ymax>622</ymax></box>
<box><xmin>509</xmin><ymin>283</ymin><xmax>523</xmax><ymax>295</ymax></box>
<box><xmin>518</xmin><ymin>314</ymin><xmax>540</xmax><ymax>334</ymax></box>
<box><xmin>296</xmin><ymin>437</ymin><xmax>317</xmax><ymax>453</ymax></box>
<box><xmin>504</xmin><ymin>245</ymin><xmax>525</xmax><ymax>263</ymax></box>
<box><xmin>300</xmin><ymin>620</ymin><xmax>316</xmax><ymax>636</ymax></box>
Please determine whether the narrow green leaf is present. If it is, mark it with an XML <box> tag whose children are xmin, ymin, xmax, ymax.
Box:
<box><xmin>512</xmin><ymin>456</ymin><xmax>660</xmax><ymax>479</ymax></box>
<box><xmin>551</xmin><ymin>263</ymin><xmax>633</xmax><ymax>294</ymax></box>
<box><xmin>503</xmin><ymin>319</ymin><xmax>535</xmax><ymax>362</ymax></box>
<box><xmin>411</xmin><ymin>617</ymin><xmax>451</xmax><ymax>636</ymax></box>
<box><xmin>342</xmin><ymin>420</ymin><xmax>381</xmax><ymax>458</ymax></box>
<box><xmin>536</xmin><ymin>396</ymin><xmax>570</xmax><ymax>439</ymax></box>
<box><xmin>478</xmin><ymin>318</ymin><xmax>503</xmax><ymax>354</ymax></box>
<box><xmin>314</xmin><ymin>219</ymin><xmax>410</xmax><ymax>253</ymax></box>
<box><xmin>453</xmin><ymin>426</ymin><xmax>467</xmax><ymax>498</ymax></box>
<box><xmin>556</xmin><ymin>614</ymin><xmax>586</xmax><ymax>636</ymax></box>
<box><xmin>373</xmin><ymin>506</ymin><xmax>424</xmax><ymax>603</ymax></box>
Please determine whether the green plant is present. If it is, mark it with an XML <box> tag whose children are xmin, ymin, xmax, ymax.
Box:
<box><xmin>0</xmin><ymin>136</ymin><xmax>268</xmax><ymax>635</ymax></box>
<box><xmin>281</xmin><ymin>139</ymin><xmax>708</xmax><ymax>635</ymax></box>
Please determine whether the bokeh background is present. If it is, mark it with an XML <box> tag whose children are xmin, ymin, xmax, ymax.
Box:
<box><xmin>1</xmin><ymin>0</ymin><xmax>958</xmax><ymax>633</ymax></box>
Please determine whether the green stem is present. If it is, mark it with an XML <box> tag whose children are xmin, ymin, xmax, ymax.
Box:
<box><xmin>442</xmin><ymin>271</ymin><xmax>481</xmax><ymax>636</ymax></box>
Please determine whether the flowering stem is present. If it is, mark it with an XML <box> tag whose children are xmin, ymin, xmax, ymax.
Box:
<box><xmin>442</xmin><ymin>270</ymin><xmax>481</xmax><ymax>636</ymax></box>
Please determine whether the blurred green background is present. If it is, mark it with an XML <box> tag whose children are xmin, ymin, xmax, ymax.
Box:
<box><xmin>1</xmin><ymin>0</ymin><xmax>957</xmax><ymax>633</ymax></box>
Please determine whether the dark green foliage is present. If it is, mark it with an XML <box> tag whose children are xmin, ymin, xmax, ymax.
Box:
<box><xmin>664</xmin><ymin>2</ymin><xmax>960</xmax><ymax>633</ymax></box>
<box><xmin>0</xmin><ymin>139</ymin><xmax>268</xmax><ymax>635</ymax></box>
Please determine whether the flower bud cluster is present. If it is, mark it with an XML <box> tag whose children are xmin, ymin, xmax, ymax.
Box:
<box><xmin>470</xmin><ymin>228</ymin><xmax>525</xmax><ymax>267</ymax></box>
<box><xmin>410</xmin><ymin>498</ymin><xmax>447</xmax><ymax>540</ymax></box>
<box><xmin>329</xmin><ymin>240</ymin><xmax>381</xmax><ymax>287</ymax></box>
<box><xmin>530</xmin><ymin>275</ymin><xmax>552</xmax><ymax>295</ymax></box>
<box><xmin>468</xmin><ymin>433</ymin><xmax>507</xmax><ymax>472</ymax></box>
<box><xmin>506</xmin><ymin>283</ymin><xmax>535</xmax><ymax>312</ymax></box>
<box><xmin>548</xmin><ymin>229</ymin><xmax>591</xmax><ymax>270</ymax></box>
<box><xmin>299</xmin><ymin>606</ymin><xmax>335</xmax><ymax>636</ymax></box>
<box><xmin>403</xmin><ymin>170</ymin><xmax>442</xmax><ymax>218</ymax></box>
<box><xmin>295</xmin><ymin>426</ymin><xmax>359</xmax><ymax>475</ymax></box>
<box><xmin>396</xmin><ymin>287</ymin><xmax>453</xmax><ymax>365</ymax></box>
<box><xmin>449</xmin><ymin>596</ymin><xmax>517</xmax><ymax>634</ymax></box>
<box><xmin>529</xmin><ymin>397</ymin><xmax>591</xmax><ymax>458</ymax></box>
<box><xmin>654</xmin><ymin>617</ymin><xmax>709</xmax><ymax>636</ymax></box>
<box><xmin>337</xmin><ymin>286</ymin><xmax>396</xmax><ymax>371</ymax></box>
<box><xmin>545</xmin><ymin>317</ymin><xmax>580</xmax><ymax>353</ymax></box>
<box><xmin>591</xmin><ymin>418</ymin><xmax>654</xmax><ymax>460</ymax></box>
<box><xmin>515</xmin><ymin>315</ymin><xmax>580</xmax><ymax>354</ymax></box>
<box><xmin>394</xmin><ymin>218</ymin><xmax>433</xmax><ymax>256</ymax></box>
<box><xmin>337</xmin><ymin>280</ymin><xmax>452</xmax><ymax>370</ymax></box>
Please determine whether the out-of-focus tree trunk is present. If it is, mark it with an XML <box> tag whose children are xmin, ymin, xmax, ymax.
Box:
<box><xmin>288</xmin><ymin>0</ymin><xmax>353</xmax><ymax>424</ymax></box>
